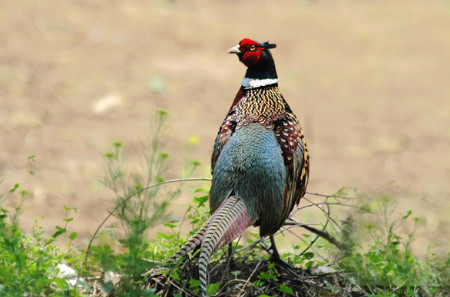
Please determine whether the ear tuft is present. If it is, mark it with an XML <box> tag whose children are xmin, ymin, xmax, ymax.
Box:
<box><xmin>263</xmin><ymin>42</ymin><xmax>277</xmax><ymax>49</ymax></box>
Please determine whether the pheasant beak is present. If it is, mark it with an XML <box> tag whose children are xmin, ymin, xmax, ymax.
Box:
<box><xmin>228</xmin><ymin>45</ymin><xmax>241</xmax><ymax>54</ymax></box>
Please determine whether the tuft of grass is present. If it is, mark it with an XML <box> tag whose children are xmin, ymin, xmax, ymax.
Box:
<box><xmin>0</xmin><ymin>158</ymin><xmax>83</xmax><ymax>297</ymax></box>
<box><xmin>338</xmin><ymin>195</ymin><xmax>450</xmax><ymax>297</ymax></box>
<box><xmin>0</xmin><ymin>203</ymin><xmax>82</xmax><ymax>297</ymax></box>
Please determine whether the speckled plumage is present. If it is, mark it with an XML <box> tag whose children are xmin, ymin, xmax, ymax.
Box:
<box><xmin>211</xmin><ymin>84</ymin><xmax>309</xmax><ymax>236</ymax></box>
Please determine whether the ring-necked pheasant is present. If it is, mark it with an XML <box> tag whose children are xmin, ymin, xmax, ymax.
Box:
<box><xmin>170</xmin><ymin>38</ymin><xmax>309</xmax><ymax>296</ymax></box>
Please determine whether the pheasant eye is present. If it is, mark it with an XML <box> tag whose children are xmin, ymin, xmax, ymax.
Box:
<box><xmin>249</xmin><ymin>45</ymin><xmax>256</xmax><ymax>51</ymax></box>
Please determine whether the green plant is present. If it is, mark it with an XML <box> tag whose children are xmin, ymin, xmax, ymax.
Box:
<box><xmin>0</xmin><ymin>202</ymin><xmax>81</xmax><ymax>297</ymax></box>
<box><xmin>85</xmin><ymin>110</ymin><xmax>203</xmax><ymax>296</ymax></box>
<box><xmin>0</xmin><ymin>158</ymin><xmax>83</xmax><ymax>297</ymax></box>
<box><xmin>254</xmin><ymin>263</ymin><xmax>278</xmax><ymax>287</ymax></box>
<box><xmin>339</xmin><ymin>195</ymin><xmax>450</xmax><ymax>297</ymax></box>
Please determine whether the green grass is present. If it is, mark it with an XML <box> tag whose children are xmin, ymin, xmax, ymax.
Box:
<box><xmin>1</xmin><ymin>110</ymin><xmax>449</xmax><ymax>297</ymax></box>
<box><xmin>338</xmin><ymin>195</ymin><xmax>450</xmax><ymax>297</ymax></box>
<box><xmin>0</xmin><ymin>201</ymin><xmax>82</xmax><ymax>297</ymax></box>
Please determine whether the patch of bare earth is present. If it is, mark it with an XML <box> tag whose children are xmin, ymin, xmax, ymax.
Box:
<box><xmin>0</xmin><ymin>0</ymin><xmax>449</xmax><ymax>258</ymax></box>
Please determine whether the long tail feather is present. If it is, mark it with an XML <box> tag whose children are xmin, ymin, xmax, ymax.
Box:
<box><xmin>168</xmin><ymin>220</ymin><xmax>210</xmax><ymax>263</ymax></box>
<box><xmin>199</xmin><ymin>196</ymin><xmax>254</xmax><ymax>296</ymax></box>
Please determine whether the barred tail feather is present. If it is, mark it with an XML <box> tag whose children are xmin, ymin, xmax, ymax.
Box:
<box><xmin>168</xmin><ymin>220</ymin><xmax>210</xmax><ymax>263</ymax></box>
<box><xmin>199</xmin><ymin>196</ymin><xmax>254</xmax><ymax>297</ymax></box>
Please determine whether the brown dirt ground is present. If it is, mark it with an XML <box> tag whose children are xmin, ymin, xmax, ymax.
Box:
<box><xmin>1</xmin><ymin>0</ymin><xmax>449</xmax><ymax>257</ymax></box>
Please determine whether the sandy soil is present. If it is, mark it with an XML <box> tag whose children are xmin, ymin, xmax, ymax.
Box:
<box><xmin>1</xmin><ymin>0</ymin><xmax>449</xmax><ymax>256</ymax></box>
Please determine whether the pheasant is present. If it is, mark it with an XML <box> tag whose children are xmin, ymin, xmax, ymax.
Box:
<box><xmin>170</xmin><ymin>38</ymin><xmax>310</xmax><ymax>296</ymax></box>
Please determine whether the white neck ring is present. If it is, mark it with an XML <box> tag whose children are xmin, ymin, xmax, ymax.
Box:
<box><xmin>241</xmin><ymin>77</ymin><xmax>278</xmax><ymax>89</ymax></box>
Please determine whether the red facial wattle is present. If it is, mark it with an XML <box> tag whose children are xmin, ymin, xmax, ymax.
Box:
<box><xmin>241</xmin><ymin>50</ymin><xmax>261</xmax><ymax>67</ymax></box>
<box><xmin>238</xmin><ymin>38</ymin><xmax>263</xmax><ymax>67</ymax></box>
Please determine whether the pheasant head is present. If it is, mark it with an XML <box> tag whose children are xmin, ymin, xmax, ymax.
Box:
<box><xmin>228</xmin><ymin>38</ymin><xmax>278</xmax><ymax>89</ymax></box>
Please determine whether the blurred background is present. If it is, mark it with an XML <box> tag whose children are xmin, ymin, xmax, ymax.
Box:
<box><xmin>1</xmin><ymin>0</ymin><xmax>449</xmax><ymax>256</ymax></box>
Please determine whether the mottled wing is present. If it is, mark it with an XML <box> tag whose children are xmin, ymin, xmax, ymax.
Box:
<box><xmin>274</xmin><ymin>110</ymin><xmax>310</xmax><ymax>227</ymax></box>
<box><xmin>211</xmin><ymin>87</ymin><xmax>245</xmax><ymax>173</ymax></box>
<box><xmin>211</xmin><ymin>114</ymin><xmax>236</xmax><ymax>174</ymax></box>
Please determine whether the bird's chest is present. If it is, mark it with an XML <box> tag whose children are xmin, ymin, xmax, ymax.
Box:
<box><xmin>232</xmin><ymin>98</ymin><xmax>284</xmax><ymax>131</ymax></box>
<box><xmin>210</xmin><ymin>123</ymin><xmax>286</xmax><ymax>216</ymax></box>
<box><xmin>219</xmin><ymin>123</ymin><xmax>283</xmax><ymax>172</ymax></box>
